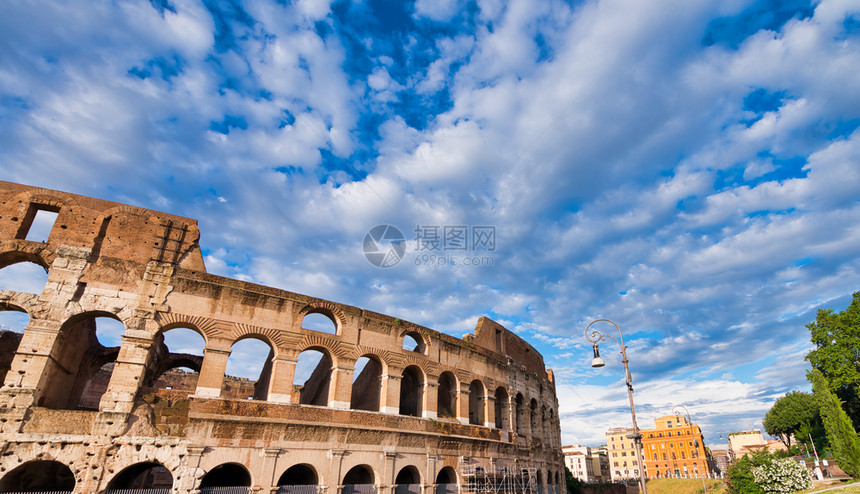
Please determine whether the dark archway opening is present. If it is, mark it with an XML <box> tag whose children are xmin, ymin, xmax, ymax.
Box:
<box><xmin>276</xmin><ymin>464</ymin><xmax>319</xmax><ymax>494</ymax></box>
<box><xmin>351</xmin><ymin>356</ymin><xmax>381</xmax><ymax>411</ymax></box>
<box><xmin>435</xmin><ymin>467</ymin><xmax>457</xmax><ymax>494</ymax></box>
<box><xmin>399</xmin><ymin>365</ymin><xmax>423</xmax><ymax>417</ymax></box>
<box><xmin>468</xmin><ymin>380</ymin><xmax>484</xmax><ymax>425</ymax></box>
<box><xmin>295</xmin><ymin>348</ymin><xmax>332</xmax><ymax>406</ymax></box>
<box><xmin>106</xmin><ymin>461</ymin><xmax>173</xmax><ymax>489</ymax></box>
<box><xmin>342</xmin><ymin>465</ymin><xmax>375</xmax><ymax>494</ymax></box>
<box><xmin>437</xmin><ymin>372</ymin><xmax>456</xmax><ymax>419</ymax></box>
<box><xmin>199</xmin><ymin>463</ymin><xmax>251</xmax><ymax>488</ymax></box>
<box><xmin>395</xmin><ymin>466</ymin><xmax>421</xmax><ymax>494</ymax></box>
<box><xmin>494</xmin><ymin>387</ymin><xmax>508</xmax><ymax>430</ymax></box>
<box><xmin>0</xmin><ymin>460</ymin><xmax>75</xmax><ymax>492</ymax></box>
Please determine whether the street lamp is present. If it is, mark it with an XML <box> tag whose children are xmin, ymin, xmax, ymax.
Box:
<box><xmin>585</xmin><ymin>319</ymin><xmax>648</xmax><ymax>494</ymax></box>
<box><xmin>673</xmin><ymin>405</ymin><xmax>707</xmax><ymax>493</ymax></box>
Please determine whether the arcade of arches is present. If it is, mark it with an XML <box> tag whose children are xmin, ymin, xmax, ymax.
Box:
<box><xmin>0</xmin><ymin>181</ymin><xmax>564</xmax><ymax>493</ymax></box>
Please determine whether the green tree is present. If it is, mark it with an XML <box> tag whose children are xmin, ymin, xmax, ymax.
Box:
<box><xmin>725</xmin><ymin>450</ymin><xmax>769</xmax><ymax>494</ymax></box>
<box><xmin>811</xmin><ymin>368</ymin><xmax>860</xmax><ymax>478</ymax></box>
<box><xmin>762</xmin><ymin>391</ymin><xmax>819</xmax><ymax>448</ymax></box>
<box><xmin>806</xmin><ymin>291</ymin><xmax>860</xmax><ymax>429</ymax></box>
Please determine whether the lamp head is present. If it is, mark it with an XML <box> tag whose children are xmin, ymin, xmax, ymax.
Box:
<box><xmin>591</xmin><ymin>343</ymin><xmax>605</xmax><ymax>368</ymax></box>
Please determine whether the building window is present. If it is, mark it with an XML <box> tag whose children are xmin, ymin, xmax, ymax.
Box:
<box><xmin>622</xmin><ymin>452</ymin><xmax>626</xmax><ymax>457</ymax></box>
<box><xmin>614</xmin><ymin>462</ymin><xmax>618</xmax><ymax>467</ymax></box>
<box><xmin>653</xmin><ymin>454</ymin><xmax>657</xmax><ymax>460</ymax></box>
<box><xmin>662</xmin><ymin>453</ymin><xmax>667</xmax><ymax>460</ymax></box>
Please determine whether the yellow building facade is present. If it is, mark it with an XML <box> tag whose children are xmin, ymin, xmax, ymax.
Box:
<box><xmin>641</xmin><ymin>415</ymin><xmax>709</xmax><ymax>479</ymax></box>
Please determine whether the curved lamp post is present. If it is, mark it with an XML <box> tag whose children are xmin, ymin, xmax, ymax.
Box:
<box><xmin>673</xmin><ymin>405</ymin><xmax>707</xmax><ymax>493</ymax></box>
<box><xmin>585</xmin><ymin>319</ymin><xmax>648</xmax><ymax>494</ymax></box>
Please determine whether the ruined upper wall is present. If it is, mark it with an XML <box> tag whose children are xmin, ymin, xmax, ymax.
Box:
<box><xmin>0</xmin><ymin>181</ymin><xmax>205</xmax><ymax>272</ymax></box>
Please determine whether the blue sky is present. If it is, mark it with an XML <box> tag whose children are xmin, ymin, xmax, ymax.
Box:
<box><xmin>1</xmin><ymin>0</ymin><xmax>860</xmax><ymax>448</ymax></box>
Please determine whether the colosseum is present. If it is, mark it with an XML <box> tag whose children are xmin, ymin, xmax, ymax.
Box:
<box><xmin>0</xmin><ymin>181</ymin><xmax>564</xmax><ymax>494</ymax></box>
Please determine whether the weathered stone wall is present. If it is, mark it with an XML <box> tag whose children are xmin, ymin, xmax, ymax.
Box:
<box><xmin>0</xmin><ymin>181</ymin><xmax>565</xmax><ymax>494</ymax></box>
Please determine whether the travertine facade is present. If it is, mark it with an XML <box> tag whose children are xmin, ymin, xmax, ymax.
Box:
<box><xmin>0</xmin><ymin>181</ymin><xmax>564</xmax><ymax>494</ymax></box>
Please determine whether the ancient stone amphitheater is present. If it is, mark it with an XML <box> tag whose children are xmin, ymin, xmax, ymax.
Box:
<box><xmin>0</xmin><ymin>181</ymin><xmax>564</xmax><ymax>494</ymax></box>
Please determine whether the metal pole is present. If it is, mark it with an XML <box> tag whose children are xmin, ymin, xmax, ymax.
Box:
<box><xmin>586</xmin><ymin>319</ymin><xmax>648</xmax><ymax>494</ymax></box>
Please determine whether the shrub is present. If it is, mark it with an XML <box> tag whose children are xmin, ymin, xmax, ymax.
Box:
<box><xmin>751</xmin><ymin>457</ymin><xmax>812</xmax><ymax>493</ymax></box>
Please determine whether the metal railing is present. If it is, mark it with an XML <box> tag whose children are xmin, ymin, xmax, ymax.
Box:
<box><xmin>341</xmin><ymin>485</ymin><xmax>377</xmax><ymax>494</ymax></box>
<box><xmin>198</xmin><ymin>487</ymin><xmax>252</xmax><ymax>494</ymax></box>
<box><xmin>276</xmin><ymin>486</ymin><xmax>321</xmax><ymax>494</ymax></box>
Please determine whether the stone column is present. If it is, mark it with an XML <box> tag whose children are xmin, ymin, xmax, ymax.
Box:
<box><xmin>329</xmin><ymin>363</ymin><xmax>354</xmax><ymax>410</ymax></box>
<box><xmin>328</xmin><ymin>449</ymin><xmax>346</xmax><ymax>494</ymax></box>
<box><xmin>381</xmin><ymin>371</ymin><xmax>402</xmax><ymax>415</ymax></box>
<box><xmin>268</xmin><ymin>355</ymin><xmax>298</xmax><ymax>404</ymax></box>
<box><xmin>457</xmin><ymin>384</ymin><xmax>470</xmax><ymax>425</ymax></box>
<box><xmin>1</xmin><ymin>320</ymin><xmax>61</xmax><ymax>409</ymax></box>
<box><xmin>423</xmin><ymin>381</ymin><xmax>438</xmax><ymax>419</ymax></box>
<box><xmin>263</xmin><ymin>448</ymin><xmax>282</xmax><ymax>493</ymax></box>
<box><xmin>384</xmin><ymin>448</ymin><xmax>397</xmax><ymax>494</ymax></box>
<box><xmin>484</xmin><ymin>395</ymin><xmax>496</xmax><ymax>429</ymax></box>
<box><xmin>195</xmin><ymin>343</ymin><xmax>232</xmax><ymax>398</ymax></box>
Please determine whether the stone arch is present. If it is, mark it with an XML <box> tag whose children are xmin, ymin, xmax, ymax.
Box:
<box><xmin>395</xmin><ymin>465</ymin><xmax>421</xmax><ymax>491</ymax></box>
<box><xmin>399</xmin><ymin>365</ymin><xmax>424</xmax><ymax>417</ymax></box>
<box><xmin>530</xmin><ymin>398</ymin><xmax>539</xmax><ymax>438</ymax></box>
<box><xmin>278</xmin><ymin>463</ymin><xmax>320</xmax><ymax>487</ymax></box>
<box><xmin>494</xmin><ymin>386</ymin><xmax>509</xmax><ymax>430</ymax></box>
<box><xmin>435</xmin><ymin>466</ymin><xmax>457</xmax><ymax>494</ymax></box>
<box><xmin>0</xmin><ymin>459</ymin><xmax>76</xmax><ymax>492</ymax></box>
<box><xmin>437</xmin><ymin>371</ymin><xmax>458</xmax><ymax>419</ymax></box>
<box><xmin>342</xmin><ymin>464</ymin><xmax>375</xmax><ymax>486</ymax></box>
<box><xmin>0</xmin><ymin>257</ymin><xmax>49</xmax><ymax>295</ymax></box>
<box><xmin>199</xmin><ymin>462</ymin><xmax>252</xmax><ymax>488</ymax></box>
<box><xmin>0</xmin><ymin>243</ymin><xmax>55</xmax><ymax>272</ymax></box>
<box><xmin>295</xmin><ymin>346</ymin><xmax>333</xmax><ymax>406</ymax></box>
<box><xmin>351</xmin><ymin>353</ymin><xmax>382</xmax><ymax>411</ymax></box>
<box><xmin>222</xmin><ymin>334</ymin><xmax>276</xmax><ymax>401</ymax></box>
<box><xmin>37</xmin><ymin>311</ymin><xmax>125</xmax><ymax>410</ymax></box>
<box><xmin>106</xmin><ymin>461</ymin><xmax>173</xmax><ymax>489</ymax></box>
<box><xmin>297</xmin><ymin>302</ymin><xmax>346</xmax><ymax>335</ymax></box>
<box><xmin>468</xmin><ymin>379</ymin><xmax>485</xmax><ymax>426</ymax></box>
<box><xmin>515</xmin><ymin>393</ymin><xmax>525</xmax><ymax>434</ymax></box>
<box><xmin>155</xmin><ymin>314</ymin><xmax>214</xmax><ymax>346</ymax></box>
<box><xmin>7</xmin><ymin>189</ymin><xmax>84</xmax><ymax>243</ymax></box>
<box><xmin>400</xmin><ymin>329</ymin><xmax>427</xmax><ymax>354</ymax></box>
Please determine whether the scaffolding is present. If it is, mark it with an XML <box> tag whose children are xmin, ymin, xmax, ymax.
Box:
<box><xmin>459</xmin><ymin>465</ymin><xmax>536</xmax><ymax>494</ymax></box>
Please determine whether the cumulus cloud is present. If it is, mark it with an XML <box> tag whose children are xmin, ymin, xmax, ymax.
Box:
<box><xmin>1</xmin><ymin>0</ymin><xmax>859</xmax><ymax>446</ymax></box>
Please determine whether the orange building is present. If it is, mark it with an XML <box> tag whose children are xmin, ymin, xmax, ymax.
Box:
<box><xmin>641</xmin><ymin>415</ymin><xmax>709</xmax><ymax>479</ymax></box>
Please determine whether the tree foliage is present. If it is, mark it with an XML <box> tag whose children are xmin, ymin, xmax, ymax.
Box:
<box><xmin>811</xmin><ymin>368</ymin><xmax>860</xmax><ymax>478</ymax></box>
<box><xmin>806</xmin><ymin>291</ymin><xmax>860</xmax><ymax>429</ymax></box>
<box><xmin>724</xmin><ymin>450</ymin><xmax>768</xmax><ymax>494</ymax></box>
<box><xmin>762</xmin><ymin>391</ymin><xmax>818</xmax><ymax>448</ymax></box>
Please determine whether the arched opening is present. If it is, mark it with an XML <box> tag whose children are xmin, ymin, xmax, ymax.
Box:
<box><xmin>437</xmin><ymin>372</ymin><xmax>457</xmax><ymax>419</ymax></box>
<box><xmin>38</xmin><ymin>313</ymin><xmax>124</xmax><ymax>410</ymax></box>
<box><xmin>295</xmin><ymin>348</ymin><xmax>332</xmax><ymax>406</ymax></box>
<box><xmin>435</xmin><ymin>467</ymin><xmax>457</xmax><ymax>494</ymax></box>
<box><xmin>0</xmin><ymin>306</ymin><xmax>26</xmax><ymax>385</ymax></box>
<box><xmin>401</xmin><ymin>331</ymin><xmax>425</xmax><ymax>354</ymax></box>
<box><xmin>536</xmin><ymin>470</ymin><xmax>544</xmax><ymax>494</ymax></box>
<box><xmin>394</xmin><ymin>466</ymin><xmax>421</xmax><ymax>494</ymax></box>
<box><xmin>0</xmin><ymin>259</ymin><xmax>49</xmax><ymax>294</ymax></box>
<box><xmin>223</xmin><ymin>336</ymin><xmax>274</xmax><ymax>401</ymax></box>
<box><xmin>530</xmin><ymin>399</ymin><xmax>539</xmax><ymax>438</ymax></box>
<box><xmin>342</xmin><ymin>465</ymin><xmax>375</xmax><ymax>494</ymax></box>
<box><xmin>0</xmin><ymin>459</ymin><xmax>75</xmax><ymax>491</ymax></box>
<box><xmin>106</xmin><ymin>461</ymin><xmax>173</xmax><ymax>489</ymax></box>
<box><xmin>399</xmin><ymin>365</ymin><xmax>423</xmax><ymax>417</ymax></box>
<box><xmin>199</xmin><ymin>463</ymin><xmax>251</xmax><ymax>488</ymax></box>
<box><xmin>515</xmin><ymin>393</ymin><xmax>525</xmax><ymax>434</ymax></box>
<box><xmin>148</xmin><ymin>326</ymin><xmax>205</xmax><ymax>394</ymax></box>
<box><xmin>494</xmin><ymin>387</ymin><xmax>509</xmax><ymax>429</ymax></box>
<box><xmin>351</xmin><ymin>355</ymin><xmax>381</xmax><ymax>411</ymax></box>
<box><xmin>468</xmin><ymin>380</ymin><xmax>484</xmax><ymax>426</ymax></box>
<box><xmin>301</xmin><ymin>312</ymin><xmax>337</xmax><ymax>334</ymax></box>
<box><xmin>277</xmin><ymin>464</ymin><xmax>319</xmax><ymax>494</ymax></box>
